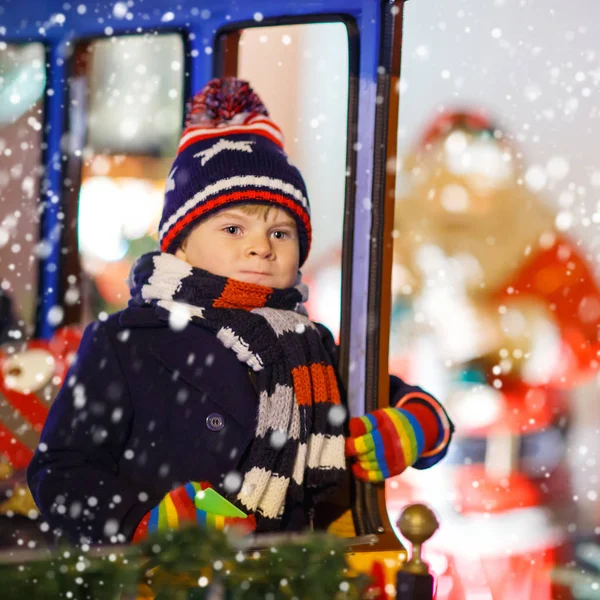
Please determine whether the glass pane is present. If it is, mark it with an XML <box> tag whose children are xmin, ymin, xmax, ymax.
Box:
<box><xmin>76</xmin><ymin>34</ymin><xmax>184</xmax><ymax>320</ymax></box>
<box><xmin>387</xmin><ymin>2</ymin><xmax>600</xmax><ymax>596</ymax></box>
<box><xmin>237</xmin><ymin>23</ymin><xmax>349</xmax><ymax>339</ymax></box>
<box><xmin>0</xmin><ymin>42</ymin><xmax>45</xmax><ymax>342</ymax></box>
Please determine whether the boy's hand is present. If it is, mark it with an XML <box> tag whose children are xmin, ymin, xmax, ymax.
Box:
<box><xmin>133</xmin><ymin>481</ymin><xmax>255</xmax><ymax>541</ymax></box>
<box><xmin>345</xmin><ymin>407</ymin><xmax>425</xmax><ymax>482</ymax></box>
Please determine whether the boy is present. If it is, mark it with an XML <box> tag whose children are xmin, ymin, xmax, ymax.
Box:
<box><xmin>27</xmin><ymin>78</ymin><xmax>453</xmax><ymax>545</ymax></box>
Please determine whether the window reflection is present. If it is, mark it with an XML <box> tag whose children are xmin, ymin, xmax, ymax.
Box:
<box><xmin>0</xmin><ymin>42</ymin><xmax>45</xmax><ymax>341</ymax></box>
<box><xmin>74</xmin><ymin>35</ymin><xmax>184</xmax><ymax>319</ymax></box>
<box><xmin>236</xmin><ymin>23</ymin><xmax>349</xmax><ymax>338</ymax></box>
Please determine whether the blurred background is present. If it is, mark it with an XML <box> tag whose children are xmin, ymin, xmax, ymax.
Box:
<box><xmin>1</xmin><ymin>0</ymin><xmax>600</xmax><ymax>596</ymax></box>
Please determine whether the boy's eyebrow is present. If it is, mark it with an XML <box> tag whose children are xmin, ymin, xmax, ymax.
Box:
<box><xmin>212</xmin><ymin>210</ymin><xmax>297</xmax><ymax>227</ymax></box>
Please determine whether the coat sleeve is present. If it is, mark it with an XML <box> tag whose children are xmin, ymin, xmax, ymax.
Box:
<box><xmin>315</xmin><ymin>322</ymin><xmax>454</xmax><ymax>470</ymax></box>
<box><xmin>27</xmin><ymin>320</ymin><xmax>155</xmax><ymax>545</ymax></box>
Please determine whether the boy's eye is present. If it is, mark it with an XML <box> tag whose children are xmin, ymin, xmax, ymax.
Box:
<box><xmin>272</xmin><ymin>230</ymin><xmax>291</xmax><ymax>240</ymax></box>
<box><xmin>224</xmin><ymin>226</ymin><xmax>241</xmax><ymax>235</ymax></box>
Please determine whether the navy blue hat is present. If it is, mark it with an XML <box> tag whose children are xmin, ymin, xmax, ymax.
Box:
<box><xmin>158</xmin><ymin>78</ymin><xmax>312</xmax><ymax>266</ymax></box>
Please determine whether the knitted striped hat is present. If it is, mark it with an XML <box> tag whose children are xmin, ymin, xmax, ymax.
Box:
<box><xmin>158</xmin><ymin>78</ymin><xmax>312</xmax><ymax>266</ymax></box>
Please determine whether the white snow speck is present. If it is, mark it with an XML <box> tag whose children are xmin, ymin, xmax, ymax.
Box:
<box><xmin>223</xmin><ymin>471</ymin><xmax>242</xmax><ymax>493</ymax></box>
<box><xmin>328</xmin><ymin>405</ymin><xmax>347</xmax><ymax>426</ymax></box>
<box><xmin>168</xmin><ymin>304</ymin><xmax>190</xmax><ymax>331</ymax></box>
<box><xmin>103</xmin><ymin>519</ymin><xmax>119</xmax><ymax>536</ymax></box>
<box><xmin>73</xmin><ymin>384</ymin><xmax>86</xmax><ymax>409</ymax></box>
<box><xmin>524</xmin><ymin>84</ymin><xmax>541</xmax><ymax>102</ymax></box>
<box><xmin>555</xmin><ymin>211</ymin><xmax>573</xmax><ymax>232</ymax></box>
<box><xmin>524</xmin><ymin>165</ymin><xmax>547</xmax><ymax>191</ymax></box>
<box><xmin>47</xmin><ymin>306</ymin><xmax>64</xmax><ymax>326</ymax></box>
<box><xmin>112</xmin><ymin>3</ymin><xmax>128</xmax><ymax>19</ymax></box>
<box><xmin>546</xmin><ymin>156</ymin><xmax>570</xmax><ymax>180</ymax></box>
<box><xmin>34</xmin><ymin>240</ymin><xmax>52</xmax><ymax>259</ymax></box>
<box><xmin>270</xmin><ymin>430</ymin><xmax>287</xmax><ymax>449</ymax></box>
<box><xmin>415</xmin><ymin>45</ymin><xmax>430</xmax><ymax>61</ymax></box>
<box><xmin>65</xmin><ymin>287</ymin><xmax>80</xmax><ymax>305</ymax></box>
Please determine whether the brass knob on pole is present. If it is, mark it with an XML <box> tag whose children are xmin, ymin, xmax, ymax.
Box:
<box><xmin>397</xmin><ymin>504</ymin><xmax>439</xmax><ymax>576</ymax></box>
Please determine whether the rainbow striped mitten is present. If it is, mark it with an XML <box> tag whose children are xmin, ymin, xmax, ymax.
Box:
<box><xmin>133</xmin><ymin>481</ymin><xmax>256</xmax><ymax>542</ymax></box>
<box><xmin>345</xmin><ymin>407</ymin><xmax>426</xmax><ymax>482</ymax></box>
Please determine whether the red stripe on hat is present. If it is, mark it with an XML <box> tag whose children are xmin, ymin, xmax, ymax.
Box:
<box><xmin>0</xmin><ymin>421</ymin><xmax>34</xmax><ymax>470</ymax></box>
<box><xmin>247</xmin><ymin>115</ymin><xmax>283</xmax><ymax>136</ymax></box>
<box><xmin>178</xmin><ymin>126</ymin><xmax>283</xmax><ymax>155</ymax></box>
<box><xmin>1</xmin><ymin>387</ymin><xmax>49</xmax><ymax>432</ymax></box>
<box><xmin>161</xmin><ymin>190</ymin><xmax>312</xmax><ymax>255</ymax></box>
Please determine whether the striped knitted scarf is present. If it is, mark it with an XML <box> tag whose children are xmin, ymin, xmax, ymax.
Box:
<box><xmin>129</xmin><ymin>252</ymin><xmax>347</xmax><ymax>528</ymax></box>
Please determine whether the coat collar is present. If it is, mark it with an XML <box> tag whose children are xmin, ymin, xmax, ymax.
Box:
<box><xmin>118</xmin><ymin>305</ymin><xmax>166</xmax><ymax>328</ymax></box>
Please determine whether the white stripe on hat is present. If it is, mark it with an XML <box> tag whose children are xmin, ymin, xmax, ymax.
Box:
<box><xmin>159</xmin><ymin>175</ymin><xmax>309</xmax><ymax>240</ymax></box>
<box><xmin>178</xmin><ymin>121</ymin><xmax>284</xmax><ymax>151</ymax></box>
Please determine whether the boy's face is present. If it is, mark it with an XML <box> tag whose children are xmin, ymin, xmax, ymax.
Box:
<box><xmin>175</xmin><ymin>206</ymin><xmax>300</xmax><ymax>289</ymax></box>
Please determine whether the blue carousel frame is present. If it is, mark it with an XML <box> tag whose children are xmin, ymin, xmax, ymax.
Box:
<box><xmin>0</xmin><ymin>0</ymin><xmax>408</xmax><ymax>543</ymax></box>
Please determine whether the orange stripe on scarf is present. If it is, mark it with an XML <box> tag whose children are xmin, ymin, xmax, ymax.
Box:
<box><xmin>292</xmin><ymin>365</ymin><xmax>312</xmax><ymax>406</ymax></box>
<box><xmin>325</xmin><ymin>364</ymin><xmax>341</xmax><ymax>405</ymax></box>
<box><xmin>292</xmin><ymin>363</ymin><xmax>341</xmax><ymax>406</ymax></box>
<box><xmin>213</xmin><ymin>279</ymin><xmax>272</xmax><ymax>311</ymax></box>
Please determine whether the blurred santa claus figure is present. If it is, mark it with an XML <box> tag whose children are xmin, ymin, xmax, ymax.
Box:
<box><xmin>385</xmin><ymin>110</ymin><xmax>600</xmax><ymax>600</ymax></box>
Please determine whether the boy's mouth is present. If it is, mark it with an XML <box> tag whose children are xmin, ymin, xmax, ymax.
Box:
<box><xmin>240</xmin><ymin>270</ymin><xmax>271</xmax><ymax>276</ymax></box>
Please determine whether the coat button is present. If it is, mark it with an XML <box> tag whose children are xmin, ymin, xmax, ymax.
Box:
<box><xmin>206</xmin><ymin>413</ymin><xmax>225</xmax><ymax>431</ymax></box>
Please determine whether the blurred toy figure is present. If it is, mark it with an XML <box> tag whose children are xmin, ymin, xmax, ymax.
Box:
<box><xmin>0</xmin><ymin>327</ymin><xmax>81</xmax><ymax>547</ymax></box>
<box><xmin>386</xmin><ymin>110</ymin><xmax>600</xmax><ymax>600</ymax></box>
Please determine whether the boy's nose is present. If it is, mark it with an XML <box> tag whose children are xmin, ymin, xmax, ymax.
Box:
<box><xmin>246</xmin><ymin>235</ymin><xmax>273</xmax><ymax>259</ymax></box>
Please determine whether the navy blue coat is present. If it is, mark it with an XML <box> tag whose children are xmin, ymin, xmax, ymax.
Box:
<box><xmin>27</xmin><ymin>305</ymin><xmax>449</xmax><ymax>544</ymax></box>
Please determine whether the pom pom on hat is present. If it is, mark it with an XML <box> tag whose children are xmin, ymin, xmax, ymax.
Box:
<box><xmin>185</xmin><ymin>78</ymin><xmax>269</xmax><ymax>128</ymax></box>
<box><xmin>159</xmin><ymin>77</ymin><xmax>312</xmax><ymax>266</ymax></box>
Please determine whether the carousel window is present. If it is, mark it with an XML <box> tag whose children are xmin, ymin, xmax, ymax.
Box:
<box><xmin>216</xmin><ymin>22</ymin><xmax>351</xmax><ymax>339</ymax></box>
<box><xmin>0</xmin><ymin>42</ymin><xmax>46</xmax><ymax>342</ymax></box>
<box><xmin>61</xmin><ymin>33</ymin><xmax>185</xmax><ymax>323</ymax></box>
